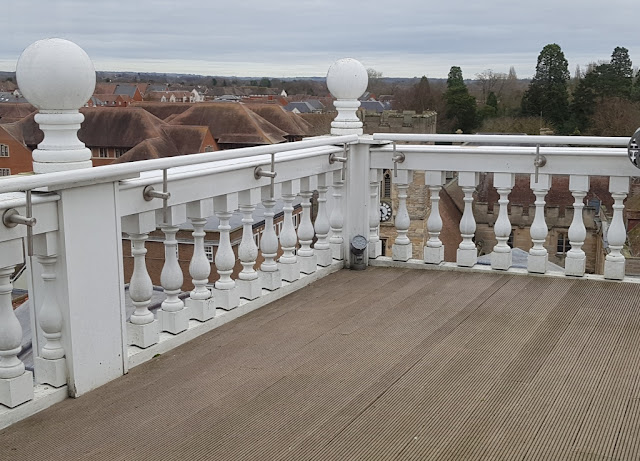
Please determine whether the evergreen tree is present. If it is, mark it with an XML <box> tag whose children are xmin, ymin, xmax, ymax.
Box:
<box><xmin>521</xmin><ymin>44</ymin><xmax>570</xmax><ymax>132</ymax></box>
<box><xmin>444</xmin><ymin>66</ymin><xmax>477</xmax><ymax>133</ymax></box>
<box><xmin>607</xmin><ymin>46</ymin><xmax>633</xmax><ymax>98</ymax></box>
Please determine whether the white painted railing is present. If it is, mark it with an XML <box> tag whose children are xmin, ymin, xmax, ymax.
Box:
<box><xmin>1</xmin><ymin>41</ymin><xmax>639</xmax><ymax>432</ymax></box>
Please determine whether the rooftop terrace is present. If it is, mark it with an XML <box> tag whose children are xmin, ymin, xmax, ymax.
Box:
<box><xmin>0</xmin><ymin>39</ymin><xmax>639</xmax><ymax>460</ymax></box>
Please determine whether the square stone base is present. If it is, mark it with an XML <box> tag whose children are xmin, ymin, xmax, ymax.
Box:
<box><xmin>331</xmin><ymin>242</ymin><xmax>344</xmax><ymax>261</ymax></box>
<box><xmin>368</xmin><ymin>240</ymin><xmax>382</xmax><ymax>259</ymax></box>
<box><xmin>260</xmin><ymin>270</ymin><xmax>282</xmax><ymax>291</ymax></box>
<box><xmin>185</xmin><ymin>297</ymin><xmax>215</xmax><ymax>322</ymax></box>
<box><xmin>424</xmin><ymin>245</ymin><xmax>444</xmax><ymax>265</ymax></box>
<box><xmin>565</xmin><ymin>256</ymin><xmax>586</xmax><ymax>277</ymax></box>
<box><xmin>214</xmin><ymin>286</ymin><xmax>240</xmax><ymax>310</ymax></box>
<box><xmin>127</xmin><ymin>319</ymin><xmax>160</xmax><ymax>347</ymax></box>
<box><xmin>279</xmin><ymin>261</ymin><xmax>300</xmax><ymax>282</ymax></box>
<box><xmin>491</xmin><ymin>250</ymin><xmax>512</xmax><ymax>271</ymax></box>
<box><xmin>237</xmin><ymin>278</ymin><xmax>263</xmax><ymax>300</ymax></box>
<box><xmin>316</xmin><ymin>248</ymin><xmax>333</xmax><ymax>267</ymax></box>
<box><xmin>34</xmin><ymin>357</ymin><xmax>67</xmax><ymax>388</ymax></box>
<box><xmin>527</xmin><ymin>253</ymin><xmax>548</xmax><ymax>274</ymax></box>
<box><xmin>158</xmin><ymin>308</ymin><xmax>189</xmax><ymax>335</ymax></box>
<box><xmin>392</xmin><ymin>243</ymin><xmax>412</xmax><ymax>262</ymax></box>
<box><xmin>299</xmin><ymin>254</ymin><xmax>318</xmax><ymax>274</ymax></box>
<box><xmin>604</xmin><ymin>259</ymin><xmax>625</xmax><ymax>281</ymax></box>
<box><xmin>0</xmin><ymin>371</ymin><xmax>34</xmax><ymax>408</ymax></box>
<box><xmin>457</xmin><ymin>247</ymin><xmax>477</xmax><ymax>267</ymax></box>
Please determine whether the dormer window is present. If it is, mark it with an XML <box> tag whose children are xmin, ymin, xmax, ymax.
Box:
<box><xmin>0</xmin><ymin>144</ymin><xmax>8</xmax><ymax>157</ymax></box>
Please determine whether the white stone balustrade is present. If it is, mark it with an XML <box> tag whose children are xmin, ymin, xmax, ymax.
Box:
<box><xmin>237</xmin><ymin>189</ymin><xmax>262</xmax><ymax>300</ymax></box>
<box><xmin>185</xmin><ymin>199</ymin><xmax>215</xmax><ymax>321</ymax></box>
<box><xmin>298</xmin><ymin>176</ymin><xmax>318</xmax><ymax>274</ymax></box>
<box><xmin>392</xmin><ymin>170</ymin><xmax>413</xmax><ymax>261</ymax></box>
<box><xmin>528</xmin><ymin>174</ymin><xmax>551</xmax><ymax>274</ymax></box>
<box><xmin>279</xmin><ymin>180</ymin><xmax>301</xmax><ymax>282</ymax></box>
<box><xmin>424</xmin><ymin>171</ymin><xmax>446</xmax><ymax>264</ymax></box>
<box><xmin>213</xmin><ymin>194</ymin><xmax>240</xmax><ymax>310</ymax></box>
<box><xmin>491</xmin><ymin>173</ymin><xmax>515</xmax><ymax>270</ymax></box>
<box><xmin>604</xmin><ymin>176</ymin><xmax>629</xmax><ymax>280</ymax></box>
<box><xmin>315</xmin><ymin>173</ymin><xmax>333</xmax><ymax>266</ymax></box>
<box><xmin>259</xmin><ymin>184</ymin><xmax>282</xmax><ymax>291</ymax></box>
<box><xmin>565</xmin><ymin>175</ymin><xmax>589</xmax><ymax>277</ymax></box>
<box><xmin>457</xmin><ymin>172</ymin><xmax>479</xmax><ymax>267</ymax></box>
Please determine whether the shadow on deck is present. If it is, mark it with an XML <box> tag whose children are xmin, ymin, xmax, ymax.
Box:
<box><xmin>1</xmin><ymin>267</ymin><xmax>640</xmax><ymax>460</ymax></box>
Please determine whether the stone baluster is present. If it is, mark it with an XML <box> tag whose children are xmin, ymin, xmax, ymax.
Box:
<box><xmin>604</xmin><ymin>176</ymin><xmax>629</xmax><ymax>280</ymax></box>
<box><xmin>0</xmin><ymin>238</ymin><xmax>33</xmax><ymax>407</ymax></box>
<box><xmin>279</xmin><ymin>180</ymin><xmax>301</xmax><ymax>282</ymax></box>
<box><xmin>392</xmin><ymin>170</ymin><xmax>413</xmax><ymax>261</ymax></box>
<box><xmin>329</xmin><ymin>171</ymin><xmax>345</xmax><ymax>260</ymax></box>
<box><xmin>158</xmin><ymin>205</ymin><xmax>189</xmax><ymax>334</ymax></box>
<box><xmin>565</xmin><ymin>175</ymin><xmax>589</xmax><ymax>277</ymax></box>
<box><xmin>259</xmin><ymin>184</ymin><xmax>282</xmax><ymax>290</ymax></box>
<box><xmin>368</xmin><ymin>169</ymin><xmax>383</xmax><ymax>259</ymax></box>
<box><xmin>213</xmin><ymin>194</ymin><xmax>239</xmax><ymax>310</ymax></box>
<box><xmin>32</xmin><ymin>232</ymin><xmax>66</xmax><ymax>387</ymax></box>
<box><xmin>424</xmin><ymin>171</ymin><xmax>446</xmax><ymax>264</ymax></box>
<box><xmin>122</xmin><ymin>211</ymin><xmax>159</xmax><ymax>347</ymax></box>
<box><xmin>491</xmin><ymin>173</ymin><xmax>515</xmax><ymax>270</ymax></box>
<box><xmin>237</xmin><ymin>188</ymin><xmax>262</xmax><ymax>300</ymax></box>
<box><xmin>457</xmin><ymin>172</ymin><xmax>479</xmax><ymax>267</ymax></box>
<box><xmin>185</xmin><ymin>199</ymin><xmax>215</xmax><ymax>321</ymax></box>
<box><xmin>315</xmin><ymin>173</ymin><xmax>333</xmax><ymax>266</ymax></box>
<box><xmin>299</xmin><ymin>176</ymin><xmax>318</xmax><ymax>274</ymax></box>
<box><xmin>528</xmin><ymin>174</ymin><xmax>551</xmax><ymax>274</ymax></box>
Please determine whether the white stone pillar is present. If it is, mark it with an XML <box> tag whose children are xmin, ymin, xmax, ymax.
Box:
<box><xmin>259</xmin><ymin>184</ymin><xmax>282</xmax><ymax>291</ymax></box>
<box><xmin>279</xmin><ymin>180</ymin><xmax>301</xmax><ymax>282</ymax></box>
<box><xmin>528</xmin><ymin>174</ymin><xmax>551</xmax><ymax>274</ymax></box>
<box><xmin>122</xmin><ymin>211</ymin><xmax>159</xmax><ymax>348</ymax></box>
<box><xmin>16</xmin><ymin>39</ymin><xmax>95</xmax><ymax>173</ymax></box>
<box><xmin>424</xmin><ymin>171</ymin><xmax>446</xmax><ymax>264</ymax></box>
<box><xmin>213</xmin><ymin>194</ymin><xmax>239</xmax><ymax>310</ymax></box>
<box><xmin>315</xmin><ymin>173</ymin><xmax>333</xmax><ymax>266</ymax></box>
<box><xmin>185</xmin><ymin>199</ymin><xmax>215</xmax><ymax>321</ymax></box>
<box><xmin>604</xmin><ymin>176</ymin><xmax>629</xmax><ymax>280</ymax></box>
<box><xmin>329</xmin><ymin>171</ymin><xmax>345</xmax><ymax>261</ymax></box>
<box><xmin>0</xmin><ymin>238</ymin><xmax>33</xmax><ymax>407</ymax></box>
<box><xmin>237</xmin><ymin>188</ymin><xmax>262</xmax><ymax>300</ymax></box>
<box><xmin>565</xmin><ymin>175</ymin><xmax>589</xmax><ymax>277</ymax></box>
<box><xmin>491</xmin><ymin>173</ymin><xmax>515</xmax><ymax>270</ymax></box>
<box><xmin>33</xmin><ymin>232</ymin><xmax>67</xmax><ymax>387</ymax></box>
<box><xmin>457</xmin><ymin>172</ymin><xmax>479</xmax><ymax>267</ymax></box>
<box><xmin>326</xmin><ymin>58</ymin><xmax>368</xmax><ymax>136</ymax></box>
<box><xmin>392</xmin><ymin>170</ymin><xmax>413</xmax><ymax>261</ymax></box>
<box><xmin>299</xmin><ymin>176</ymin><xmax>318</xmax><ymax>274</ymax></box>
<box><xmin>368</xmin><ymin>169</ymin><xmax>383</xmax><ymax>259</ymax></box>
<box><xmin>158</xmin><ymin>204</ymin><xmax>188</xmax><ymax>334</ymax></box>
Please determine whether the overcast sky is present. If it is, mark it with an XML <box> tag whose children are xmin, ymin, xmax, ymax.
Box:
<box><xmin>1</xmin><ymin>1</ymin><xmax>639</xmax><ymax>80</ymax></box>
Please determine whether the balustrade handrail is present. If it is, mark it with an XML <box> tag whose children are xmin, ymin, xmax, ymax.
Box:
<box><xmin>372</xmin><ymin>144</ymin><xmax>629</xmax><ymax>158</ymax></box>
<box><xmin>372</xmin><ymin>133</ymin><xmax>630</xmax><ymax>146</ymax></box>
<box><xmin>0</xmin><ymin>135</ymin><xmax>358</xmax><ymax>196</ymax></box>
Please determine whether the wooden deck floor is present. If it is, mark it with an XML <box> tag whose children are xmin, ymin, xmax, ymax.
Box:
<box><xmin>2</xmin><ymin>267</ymin><xmax>640</xmax><ymax>460</ymax></box>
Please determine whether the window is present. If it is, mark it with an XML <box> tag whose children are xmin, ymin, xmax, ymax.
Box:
<box><xmin>204</xmin><ymin>145</ymin><xmax>215</xmax><ymax>152</ymax></box>
<box><xmin>114</xmin><ymin>148</ymin><xmax>126</xmax><ymax>158</ymax></box>
<box><xmin>204</xmin><ymin>245</ymin><xmax>214</xmax><ymax>262</ymax></box>
<box><xmin>557</xmin><ymin>232</ymin><xmax>569</xmax><ymax>254</ymax></box>
<box><xmin>0</xmin><ymin>168</ymin><xmax>10</xmax><ymax>176</ymax></box>
<box><xmin>99</xmin><ymin>148</ymin><xmax>109</xmax><ymax>158</ymax></box>
<box><xmin>276</xmin><ymin>221</ymin><xmax>283</xmax><ymax>234</ymax></box>
<box><xmin>382</xmin><ymin>170</ymin><xmax>391</xmax><ymax>198</ymax></box>
<box><xmin>292</xmin><ymin>214</ymin><xmax>298</xmax><ymax>228</ymax></box>
<box><xmin>0</xmin><ymin>144</ymin><xmax>9</xmax><ymax>157</ymax></box>
<box><xmin>381</xmin><ymin>238</ymin><xmax>388</xmax><ymax>256</ymax></box>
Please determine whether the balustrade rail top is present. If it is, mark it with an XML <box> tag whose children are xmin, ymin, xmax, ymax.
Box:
<box><xmin>372</xmin><ymin>133</ymin><xmax>630</xmax><ymax>147</ymax></box>
<box><xmin>372</xmin><ymin>144</ymin><xmax>630</xmax><ymax>158</ymax></box>
<box><xmin>0</xmin><ymin>135</ymin><xmax>358</xmax><ymax>195</ymax></box>
<box><xmin>120</xmin><ymin>146</ymin><xmax>344</xmax><ymax>188</ymax></box>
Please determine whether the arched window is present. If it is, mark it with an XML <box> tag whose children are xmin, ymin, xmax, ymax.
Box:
<box><xmin>382</xmin><ymin>169</ymin><xmax>391</xmax><ymax>198</ymax></box>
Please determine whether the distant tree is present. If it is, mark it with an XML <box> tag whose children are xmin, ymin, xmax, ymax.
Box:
<box><xmin>259</xmin><ymin>77</ymin><xmax>271</xmax><ymax>88</ymax></box>
<box><xmin>250</xmin><ymin>80</ymin><xmax>258</xmax><ymax>87</ymax></box>
<box><xmin>632</xmin><ymin>70</ymin><xmax>640</xmax><ymax>102</ymax></box>
<box><xmin>367</xmin><ymin>68</ymin><xmax>387</xmax><ymax>95</ymax></box>
<box><xmin>475</xmin><ymin>69</ymin><xmax>506</xmax><ymax>104</ymax></box>
<box><xmin>444</xmin><ymin>66</ymin><xmax>477</xmax><ymax>133</ymax></box>
<box><xmin>486</xmin><ymin>91</ymin><xmax>498</xmax><ymax>111</ymax></box>
<box><xmin>223</xmin><ymin>79</ymin><xmax>228</xmax><ymax>87</ymax></box>
<box><xmin>7</xmin><ymin>77</ymin><xmax>14</xmax><ymax>83</ymax></box>
<box><xmin>521</xmin><ymin>43</ymin><xmax>570</xmax><ymax>132</ymax></box>
<box><xmin>211</xmin><ymin>78</ymin><xmax>218</xmax><ymax>87</ymax></box>
<box><xmin>607</xmin><ymin>46</ymin><xmax>633</xmax><ymax>98</ymax></box>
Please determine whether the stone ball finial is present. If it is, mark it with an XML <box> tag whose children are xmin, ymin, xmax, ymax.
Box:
<box><xmin>16</xmin><ymin>38</ymin><xmax>96</xmax><ymax>111</ymax></box>
<box><xmin>326</xmin><ymin>58</ymin><xmax>368</xmax><ymax>100</ymax></box>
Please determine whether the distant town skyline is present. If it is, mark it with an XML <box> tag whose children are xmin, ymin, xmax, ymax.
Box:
<box><xmin>2</xmin><ymin>1</ymin><xmax>639</xmax><ymax>80</ymax></box>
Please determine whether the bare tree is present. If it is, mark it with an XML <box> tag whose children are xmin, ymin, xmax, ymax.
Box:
<box><xmin>475</xmin><ymin>69</ymin><xmax>507</xmax><ymax>104</ymax></box>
